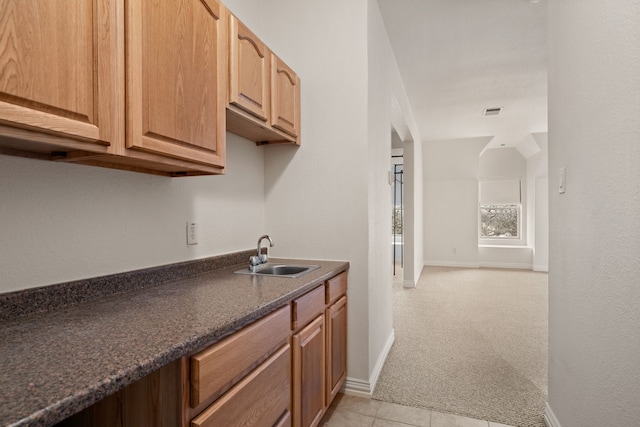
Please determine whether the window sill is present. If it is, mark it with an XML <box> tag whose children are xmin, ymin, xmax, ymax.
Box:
<box><xmin>478</xmin><ymin>244</ymin><xmax>531</xmax><ymax>249</ymax></box>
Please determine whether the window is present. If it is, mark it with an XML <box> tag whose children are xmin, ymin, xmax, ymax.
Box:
<box><xmin>479</xmin><ymin>178</ymin><xmax>522</xmax><ymax>240</ymax></box>
<box><xmin>480</xmin><ymin>204</ymin><xmax>519</xmax><ymax>238</ymax></box>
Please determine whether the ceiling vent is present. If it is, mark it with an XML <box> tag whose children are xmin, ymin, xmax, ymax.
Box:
<box><xmin>483</xmin><ymin>107</ymin><xmax>502</xmax><ymax>116</ymax></box>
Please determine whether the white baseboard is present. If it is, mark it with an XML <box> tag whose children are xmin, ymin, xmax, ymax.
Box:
<box><xmin>342</xmin><ymin>377</ymin><xmax>373</xmax><ymax>397</ymax></box>
<box><xmin>533</xmin><ymin>264</ymin><xmax>549</xmax><ymax>272</ymax></box>
<box><xmin>402</xmin><ymin>265</ymin><xmax>425</xmax><ymax>288</ymax></box>
<box><xmin>402</xmin><ymin>280</ymin><xmax>416</xmax><ymax>288</ymax></box>
<box><xmin>479</xmin><ymin>262</ymin><xmax>533</xmax><ymax>270</ymax></box>
<box><xmin>424</xmin><ymin>260</ymin><xmax>480</xmax><ymax>268</ymax></box>
<box><xmin>425</xmin><ymin>260</ymin><xmax>546</xmax><ymax>271</ymax></box>
<box><xmin>544</xmin><ymin>403</ymin><xmax>562</xmax><ymax>427</ymax></box>
<box><xmin>369</xmin><ymin>329</ymin><xmax>395</xmax><ymax>393</ymax></box>
<box><xmin>343</xmin><ymin>329</ymin><xmax>395</xmax><ymax>397</ymax></box>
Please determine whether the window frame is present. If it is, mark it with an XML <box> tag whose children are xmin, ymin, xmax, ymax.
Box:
<box><xmin>479</xmin><ymin>203</ymin><xmax>521</xmax><ymax>240</ymax></box>
<box><xmin>478</xmin><ymin>177</ymin><xmax>526</xmax><ymax>247</ymax></box>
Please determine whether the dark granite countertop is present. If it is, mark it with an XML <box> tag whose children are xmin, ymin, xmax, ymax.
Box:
<box><xmin>0</xmin><ymin>254</ymin><xmax>349</xmax><ymax>427</ymax></box>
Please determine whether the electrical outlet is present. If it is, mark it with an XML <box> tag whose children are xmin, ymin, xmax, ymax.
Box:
<box><xmin>187</xmin><ymin>221</ymin><xmax>197</xmax><ymax>245</ymax></box>
<box><xmin>452</xmin><ymin>247</ymin><xmax>457</xmax><ymax>254</ymax></box>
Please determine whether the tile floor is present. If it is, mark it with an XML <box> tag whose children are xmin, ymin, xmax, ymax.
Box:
<box><xmin>319</xmin><ymin>393</ymin><xmax>516</xmax><ymax>427</ymax></box>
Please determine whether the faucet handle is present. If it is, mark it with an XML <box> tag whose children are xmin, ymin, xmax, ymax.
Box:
<box><xmin>259</xmin><ymin>253</ymin><xmax>268</xmax><ymax>263</ymax></box>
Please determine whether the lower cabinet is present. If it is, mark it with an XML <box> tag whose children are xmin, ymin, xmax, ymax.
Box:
<box><xmin>292</xmin><ymin>315</ymin><xmax>325</xmax><ymax>427</ymax></box>
<box><xmin>326</xmin><ymin>295</ymin><xmax>348</xmax><ymax>404</ymax></box>
<box><xmin>56</xmin><ymin>271</ymin><xmax>348</xmax><ymax>427</ymax></box>
<box><xmin>291</xmin><ymin>270</ymin><xmax>348</xmax><ymax>427</ymax></box>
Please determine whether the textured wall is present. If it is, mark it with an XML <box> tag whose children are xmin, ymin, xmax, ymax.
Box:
<box><xmin>258</xmin><ymin>0</ymin><xmax>410</xmax><ymax>386</ymax></box>
<box><xmin>423</xmin><ymin>137</ymin><xmax>489</xmax><ymax>267</ymax></box>
<box><xmin>366</xmin><ymin>0</ymin><xmax>395</xmax><ymax>376</ymax></box>
<box><xmin>0</xmin><ymin>135</ymin><xmax>266</xmax><ymax>293</ymax></box>
<box><xmin>547</xmin><ymin>1</ymin><xmax>640</xmax><ymax>426</ymax></box>
<box><xmin>257</xmin><ymin>0</ymin><xmax>371</xmax><ymax>383</ymax></box>
<box><xmin>530</xmin><ymin>133</ymin><xmax>549</xmax><ymax>271</ymax></box>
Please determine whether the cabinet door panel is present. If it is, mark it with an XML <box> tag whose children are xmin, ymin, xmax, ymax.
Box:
<box><xmin>326</xmin><ymin>296</ymin><xmax>347</xmax><ymax>404</ymax></box>
<box><xmin>0</xmin><ymin>0</ymin><xmax>119</xmax><ymax>147</ymax></box>
<box><xmin>293</xmin><ymin>315</ymin><xmax>325</xmax><ymax>427</ymax></box>
<box><xmin>127</xmin><ymin>0</ymin><xmax>225</xmax><ymax>168</ymax></box>
<box><xmin>229</xmin><ymin>15</ymin><xmax>269</xmax><ymax>121</ymax></box>
<box><xmin>270</xmin><ymin>54</ymin><xmax>300</xmax><ymax>139</ymax></box>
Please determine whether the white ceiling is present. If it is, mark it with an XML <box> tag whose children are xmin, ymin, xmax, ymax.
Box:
<box><xmin>377</xmin><ymin>0</ymin><xmax>547</xmax><ymax>151</ymax></box>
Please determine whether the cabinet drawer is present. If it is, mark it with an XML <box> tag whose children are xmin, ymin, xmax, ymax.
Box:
<box><xmin>191</xmin><ymin>305</ymin><xmax>291</xmax><ymax>407</ymax></box>
<box><xmin>326</xmin><ymin>271</ymin><xmax>348</xmax><ymax>305</ymax></box>
<box><xmin>292</xmin><ymin>286</ymin><xmax>325</xmax><ymax>331</ymax></box>
<box><xmin>191</xmin><ymin>344</ymin><xmax>291</xmax><ymax>427</ymax></box>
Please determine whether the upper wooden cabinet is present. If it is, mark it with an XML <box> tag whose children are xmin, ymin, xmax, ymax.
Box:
<box><xmin>227</xmin><ymin>14</ymin><xmax>300</xmax><ymax>145</ymax></box>
<box><xmin>125</xmin><ymin>0</ymin><xmax>226</xmax><ymax>171</ymax></box>
<box><xmin>0</xmin><ymin>0</ymin><xmax>227</xmax><ymax>176</ymax></box>
<box><xmin>270</xmin><ymin>55</ymin><xmax>300</xmax><ymax>139</ymax></box>
<box><xmin>0</xmin><ymin>0</ymin><xmax>300</xmax><ymax>175</ymax></box>
<box><xmin>0</xmin><ymin>0</ymin><xmax>121</xmax><ymax>154</ymax></box>
<box><xmin>228</xmin><ymin>15</ymin><xmax>270</xmax><ymax>122</ymax></box>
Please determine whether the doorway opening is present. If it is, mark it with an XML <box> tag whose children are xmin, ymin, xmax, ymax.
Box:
<box><xmin>392</xmin><ymin>158</ymin><xmax>403</xmax><ymax>275</ymax></box>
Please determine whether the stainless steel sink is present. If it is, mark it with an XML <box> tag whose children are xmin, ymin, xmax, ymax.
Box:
<box><xmin>234</xmin><ymin>264</ymin><xmax>319</xmax><ymax>278</ymax></box>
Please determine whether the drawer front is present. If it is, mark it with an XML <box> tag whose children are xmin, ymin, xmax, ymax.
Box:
<box><xmin>326</xmin><ymin>271</ymin><xmax>348</xmax><ymax>305</ymax></box>
<box><xmin>292</xmin><ymin>285</ymin><xmax>325</xmax><ymax>331</ymax></box>
<box><xmin>191</xmin><ymin>344</ymin><xmax>292</xmax><ymax>427</ymax></box>
<box><xmin>191</xmin><ymin>305</ymin><xmax>291</xmax><ymax>407</ymax></box>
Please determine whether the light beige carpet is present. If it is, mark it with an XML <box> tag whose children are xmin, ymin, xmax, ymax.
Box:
<box><xmin>372</xmin><ymin>266</ymin><xmax>548</xmax><ymax>427</ymax></box>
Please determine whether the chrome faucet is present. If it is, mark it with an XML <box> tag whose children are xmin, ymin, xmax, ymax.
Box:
<box><xmin>249</xmin><ymin>235</ymin><xmax>274</xmax><ymax>272</ymax></box>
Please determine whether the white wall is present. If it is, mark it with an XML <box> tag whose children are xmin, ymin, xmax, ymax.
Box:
<box><xmin>0</xmin><ymin>0</ymin><xmax>268</xmax><ymax>294</ymax></box>
<box><xmin>477</xmin><ymin>147</ymin><xmax>533</xmax><ymax>268</ymax></box>
<box><xmin>479</xmin><ymin>147</ymin><xmax>527</xmax><ymax>179</ymax></box>
<box><xmin>423</xmin><ymin>137</ymin><xmax>489</xmax><ymax>267</ymax></box>
<box><xmin>423</xmin><ymin>139</ymin><xmax>548</xmax><ymax>270</ymax></box>
<box><xmin>547</xmin><ymin>2</ymin><xmax>640</xmax><ymax>426</ymax></box>
<box><xmin>257</xmin><ymin>0</ymin><xmax>371</xmax><ymax>384</ymax></box>
<box><xmin>366</xmin><ymin>0</ymin><xmax>395</xmax><ymax>376</ymax></box>
<box><xmin>258</xmin><ymin>0</ymin><xmax>411</xmax><ymax>391</ymax></box>
<box><xmin>530</xmin><ymin>133</ymin><xmax>548</xmax><ymax>271</ymax></box>
<box><xmin>0</xmin><ymin>134</ymin><xmax>265</xmax><ymax>293</ymax></box>
<box><xmin>403</xmin><ymin>140</ymin><xmax>422</xmax><ymax>286</ymax></box>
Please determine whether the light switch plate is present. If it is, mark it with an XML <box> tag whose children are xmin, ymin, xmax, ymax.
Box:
<box><xmin>559</xmin><ymin>167</ymin><xmax>566</xmax><ymax>194</ymax></box>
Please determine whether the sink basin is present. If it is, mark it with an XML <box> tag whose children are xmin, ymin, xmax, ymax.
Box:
<box><xmin>234</xmin><ymin>264</ymin><xmax>320</xmax><ymax>278</ymax></box>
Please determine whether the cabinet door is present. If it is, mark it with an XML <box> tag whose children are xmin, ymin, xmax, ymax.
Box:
<box><xmin>0</xmin><ymin>0</ymin><xmax>120</xmax><ymax>150</ymax></box>
<box><xmin>270</xmin><ymin>54</ymin><xmax>300</xmax><ymax>140</ymax></box>
<box><xmin>292</xmin><ymin>315</ymin><xmax>325</xmax><ymax>427</ymax></box>
<box><xmin>229</xmin><ymin>15</ymin><xmax>269</xmax><ymax>122</ymax></box>
<box><xmin>326</xmin><ymin>296</ymin><xmax>347</xmax><ymax>405</ymax></box>
<box><xmin>126</xmin><ymin>0</ymin><xmax>225</xmax><ymax>169</ymax></box>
